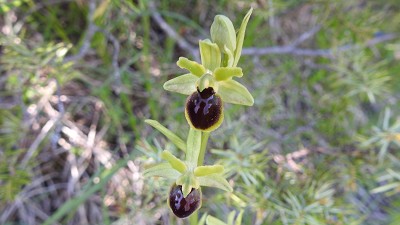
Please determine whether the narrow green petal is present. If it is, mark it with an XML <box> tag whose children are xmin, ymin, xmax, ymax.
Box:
<box><xmin>161</xmin><ymin>150</ymin><xmax>187</xmax><ymax>173</ymax></box>
<box><xmin>177</xmin><ymin>57</ymin><xmax>206</xmax><ymax>77</ymax></box>
<box><xmin>227</xmin><ymin>211</ymin><xmax>236</xmax><ymax>225</ymax></box>
<box><xmin>218</xmin><ymin>80</ymin><xmax>254</xmax><ymax>106</ymax></box>
<box><xmin>206</xmin><ymin>215</ymin><xmax>228</xmax><ymax>225</ymax></box>
<box><xmin>224</xmin><ymin>45</ymin><xmax>234</xmax><ymax>67</ymax></box>
<box><xmin>186</xmin><ymin>128</ymin><xmax>202</xmax><ymax>165</ymax></box>
<box><xmin>233</xmin><ymin>8</ymin><xmax>253</xmax><ymax>67</ymax></box>
<box><xmin>197</xmin><ymin>174</ymin><xmax>233</xmax><ymax>192</ymax></box>
<box><xmin>199</xmin><ymin>39</ymin><xmax>221</xmax><ymax>71</ymax></box>
<box><xmin>194</xmin><ymin>165</ymin><xmax>224</xmax><ymax>177</ymax></box>
<box><xmin>214</xmin><ymin>67</ymin><xmax>243</xmax><ymax>81</ymax></box>
<box><xmin>145</xmin><ymin>119</ymin><xmax>186</xmax><ymax>152</ymax></box>
<box><xmin>198</xmin><ymin>213</ymin><xmax>208</xmax><ymax>225</ymax></box>
<box><xmin>235</xmin><ymin>210</ymin><xmax>244</xmax><ymax>225</ymax></box>
<box><xmin>144</xmin><ymin>163</ymin><xmax>180</xmax><ymax>179</ymax></box>
<box><xmin>163</xmin><ymin>73</ymin><xmax>198</xmax><ymax>95</ymax></box>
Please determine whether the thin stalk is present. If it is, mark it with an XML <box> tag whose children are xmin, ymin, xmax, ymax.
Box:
<box><xmin>198</xmin><ymin>131</ymin><xmax>210</xmax><ymax>166</ymax></box>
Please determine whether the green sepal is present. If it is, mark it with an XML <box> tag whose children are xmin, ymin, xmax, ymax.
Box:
<box><xmin>218</xmin><ymin>80</ymin><xmax>254</xmax><ymax>106</ymax></box>
<box><xmin>161</xmin><ymin>150</ymin><xmax>187</xmax><ymax>173</ymax></box>
<box><xmin>194</xmin><ymin>165</ymin><xmax>224</xmax><ymax>177</ymax></box>
<box><xmin>206</xmin><ymin>216</ymin><xmax>227</xmax><ymax>225</ymax></box>
<box><xmin>186</xmin><ymin>128</ymin><xmax>202</xmax><ymax>165</ymax></box>
<box><xmin>144</xmin><ymin>162</ymin><xmax>181</xmax><ymax>180</ymax></box>
<box><xmin>233</xmin><ymin>8</ymin><xmax>253</xmax><ymax>67</ymax></box>
<box><xmin>210</xmin><ymin>15</ymin><xmax>236</xmax><ymax>54</ymax></box>
<box><xmin>176</xmin><ymin>172</ymin><xmax>200</xmax><ymax>197</ymax></box>
<box><xmin>199</xmin><ymin>39</ymin><xmax>221</xmax><ymax>71</ymax></box>
<box><xmin>214</xmin><ymin>67</ymin><xmax>243</xmax><ymax>81</ymax></box>
<box><xmin>163</xmin><ymin>73</ymin><xmax>198</xmax><ymax>95</ymax></box>
<box><xmin>145</xmin><ymin>119</ymin><xmax>187</xmax><ymax>152</ymax></box>
<box><xmin>177</xmin><ymin>57</ymin><xmax>206</xmax><ymax>77</ymax></box>
<box><xmin>197</xmin><ymin>174</ymin><xmax>233</xmax><ymax>192</ymax></box>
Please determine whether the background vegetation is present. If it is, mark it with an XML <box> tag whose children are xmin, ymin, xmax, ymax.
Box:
<box><xmin>1</xmin><ymin>0</ymin><xmax>400</xmax><ymax>224</ymax></box>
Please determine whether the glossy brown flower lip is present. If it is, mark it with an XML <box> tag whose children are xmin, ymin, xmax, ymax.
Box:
<box><xmin>168</xmin><ymin>184</ymin><xmax>201</xmax><ymax>218</ymax></box>
<box><xmin>185</xmin><ymin>87</ymin><xmax>223</xmax><ymax>131</ymax></box>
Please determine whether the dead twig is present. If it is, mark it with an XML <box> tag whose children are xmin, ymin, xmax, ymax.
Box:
<box><xmin>242</xmin><ymin>33</ymin><xmax>398</xmax><ymax>58</ymax></box>
<box><xmin>149</xmin><ymin>2</ymin><xmax>200</xmax><ymax>61</ymax></box>
<box><xmin>64</xmin><ymin>0</ymin><xmax>98</xmax><ymax>62</ymax></box>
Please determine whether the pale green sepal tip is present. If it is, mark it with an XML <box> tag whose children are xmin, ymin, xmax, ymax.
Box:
<box><xmin>197</xmin><ymin>174</ymin><xmax>233</xmax><ymax>192</ymax></box>
<box><xmin>214</xmin><ymin>67</ymin><xmax>243</xmax><ymax>81</ymax></box>
<box><xmin>233</xmin><ymin>8</ymin><xmax>253</xmax><ymax>67</ymax></box>
<box><xmin>161</xmin><ymin>150</ymin><xmax>187</xmax><ymax>173</ymax></box>
<box><xmin>144</xmin><ymin>119</ymin><xmax>187</xmax><ymax>152</ymax></box>
<box><xmin>177</xmin><ymin>57</ymin><xmax>205</xmax><ymax>77</ymax></box>
<box><xmin>194</xmin><ymin>165</ymin><xmax>224</xmax><ymax>177</ymax></box>
<box><xmin>199</xmin><ymin>39</ymin><xmax>221</xmax><ymax>71</ymax></box>
<box><xmin>163</xmin><ymin>73</ymin><xmax>198</xmax><ymax>95</ymax></box>
<box><xmin>210</xmin><ymin>15</ymin><xmax>236</xmax><ymax>54</ymax></box>
<box><xmin>206</xmin><ymin>215</ymin><xmax>227</xmax><ymax>225</ymax></box>
<box><xmin>218</xmin><ymin>79</ymin><xmax>254</xmax><ymax>106</ymax></box>
<box><xmin>144</xmin><ymin>162</ymin><xmax>180</xmax><ymax>180</ymax></box>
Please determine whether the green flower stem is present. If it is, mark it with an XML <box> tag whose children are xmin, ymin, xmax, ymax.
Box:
<box><xmin>198</xmin><ymin>131</ymin><xmax>210</xmax><ymax>166</ymax></box>
<box><xmin>189</xmin><ymin>211</ymin><xmax>198</xmax><ymax>225</ymax></box>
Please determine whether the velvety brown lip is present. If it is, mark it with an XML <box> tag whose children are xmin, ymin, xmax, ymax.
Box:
<box><xmin>185</xmin><ymin>87</ymin><xmax>223</xmax><ymax>131</ymax></box>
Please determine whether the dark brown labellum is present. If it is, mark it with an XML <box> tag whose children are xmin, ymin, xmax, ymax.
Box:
<box><xmin>185</xmin><ymin>87</ymin><xmax>223</xmax><ymax>131</ymax></box>
<box><xmin>168</xmin><ymin>184</ymin><xmax>201</xmax><ymax>218</ymax></box>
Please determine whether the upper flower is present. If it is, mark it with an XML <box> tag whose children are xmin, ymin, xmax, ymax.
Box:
<box><xmin>163</xmin><ymin>8</ymin><xmax>254</xmax><ymax>131</ymax></box>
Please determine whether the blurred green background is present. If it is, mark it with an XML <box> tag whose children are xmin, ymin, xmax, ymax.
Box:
<box><xmin>1</xmin><ymin>0</ymin><xmax>400</xmax><ymax>224</ymax></box>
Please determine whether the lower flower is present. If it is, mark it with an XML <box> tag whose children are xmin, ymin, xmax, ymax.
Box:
<box><xmin>168</xmin><ymin>184</ymin><xmax>202</xmax><ymax>218</ymax></box>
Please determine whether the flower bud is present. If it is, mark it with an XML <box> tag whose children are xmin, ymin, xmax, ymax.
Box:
<box><xmin>185</xmin><ymin>87</ymin><xmax>223</xmax><ymax>132</ymax></box>
<box><xmin>168</xmin><ymin>184</ymin><xmax>201</xmax><ymax>218</ymax></box>
<box><xmin>210</xmin><ymin>15</ymin><xmax>236</xmax><ymax>54</ymax></box>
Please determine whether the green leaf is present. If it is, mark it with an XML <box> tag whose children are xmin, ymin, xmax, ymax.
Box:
<box><xmin>214</xmin><ymin>67</ymin><xmax>243</xmax><ymax>81</ymax></box>
<box><xmin>144</xmin><ymin>162</ymin><xmax>181</xmax><ymax>179</ymax></box>
<box><xmin>145</xmin><ymin>119</ymin><xmax>187</xmax><ymax>152</ymax></box>
<box><xmin>207</xmin><ymin>215</ymin><xmax>227</xmax><ymax>225</ymax></box>
<box><xmin>177</xmin><ymin>57</ymin><xmax>206</xmax><ymax>77</ymax></box>
<box><xmin>199</xmin><ymin>39</ymin><xmax>221</xmax><ymax>71</ymax></box>
<box><xmin>194</xmin><ymin>165</ymin><xmax>224</xmax><ymax>177</ymax></box>
<box><xmin>197</xmin><ymin>174</ymin><xmax>233</xmax><ymax>192</ymax></box>
<box><xmin>163</xmin><ymin>73</ymin><xmax>198</xmax><ymax>95</ymax></box>
<box><xmin>218</xmin><ymin>80</ymin><xmax>254</xmax><ymax>106</ymax></box>
<box><xmin>186</xmin><ymin>128</ymin><xmax>202</xmax><ymax>165</ymax></box>
<box><xmin>161</xmin><ymin>150</ymin><xmax>187</xmax><ymax>173</ymax></box>
<box><xmin>233</xmin><ymin>8</ymin><xmax>253</xmax><ymax>67</ymax></box>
